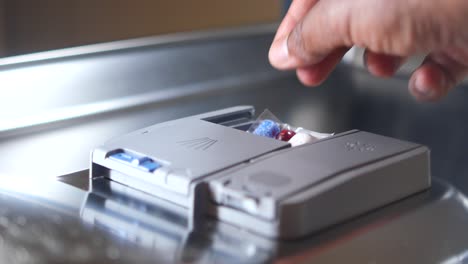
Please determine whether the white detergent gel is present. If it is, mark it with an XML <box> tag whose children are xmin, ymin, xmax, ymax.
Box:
<box><xmin>295</xmin><ymin>127</ymin><xmax>333</xmax><ymax>140</ymax></box>
<box><xmin>288</xmin><ymin>132</ymin><xmax>318</xmax><ymax>147</ymax></box>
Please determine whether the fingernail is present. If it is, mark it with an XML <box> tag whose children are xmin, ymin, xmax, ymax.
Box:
<box><xmin>271</xmin><ymin>36</ymin><xmax>291</xmax><ymax>66</ymax></box>
<box><xmin>413</xmin><ymin>76</ymin><xmax>435</xmax><ymax>98</ymax></box>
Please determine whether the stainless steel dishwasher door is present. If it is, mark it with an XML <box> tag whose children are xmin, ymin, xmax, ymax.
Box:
<box><xmin>1</xmin><ymin>24</ymin><xmax>468</xmax><ymax>263</ymax></box>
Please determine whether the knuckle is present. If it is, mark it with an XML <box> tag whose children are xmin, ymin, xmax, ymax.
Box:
<box><xmin>350</xmin><ymin>1</ymin><xmax>417</xmax><ymax>55</ymax></box>
<box><xmin>288</xmin><ymin>19</ymin><xmax>321</xmax><ymax>63</ymax></box>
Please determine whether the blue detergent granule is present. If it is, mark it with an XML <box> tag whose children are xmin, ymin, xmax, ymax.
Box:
<box><xmin>252</xmin><ymin>119</ymin><xmax>281</xmax><ymax>138</ymax></box>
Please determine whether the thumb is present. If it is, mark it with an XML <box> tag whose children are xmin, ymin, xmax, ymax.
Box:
<box><xmin>270</xmin><ymin>0</ymin><xmax>354</xmax><ymax>69</ymax></box>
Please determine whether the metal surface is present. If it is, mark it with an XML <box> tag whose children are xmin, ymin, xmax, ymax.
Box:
<box><xmin>1</xmin><ymin>24</ymin><xmax>468</xmax><ymax>263</ymax></box>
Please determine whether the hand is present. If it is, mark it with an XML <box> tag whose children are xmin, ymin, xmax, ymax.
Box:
<box><xmin>269</xmin><ymin>0</ymin><xmax>468</xmax><ymax>101</ymax></box>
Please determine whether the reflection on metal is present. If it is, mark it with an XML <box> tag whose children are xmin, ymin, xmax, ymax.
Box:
<box><xmin>0</xmin><ymin>170</ymin><xmax>468</xmax><ymax>264</ymax></box>
<box><xmin>80</xmin><ymin>178</ymin><xmax>276</xmax><ymax>263</ymax></box>
<box><xmin>442</xmin><ymin>251</ymin><xmax>468</xmax><ymax>264</ymax></box>
<box><xmin>0</xmin><ymin>24</ymin><xmax>279</xmax><ymax>67</ymax></box>
<box><xmin>455</xmin><ymin>191</ymin><xmax>468</xmax><ymax>210</ymax></box>
<box><xmin>0</xmin><ymin>72</ymin><xmax>281</xmax><ymax>135</ymax></box>
<box><xmin>344</xmin><ymin>47</ymin><xmax>468</xmax><ymax>83</ymax></box>
<box><xmin>0</xmin><ymin>174</ymin><xmax>84</xmax><ymax>214</ymax></box>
